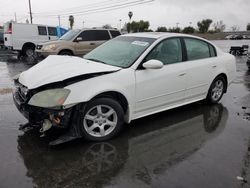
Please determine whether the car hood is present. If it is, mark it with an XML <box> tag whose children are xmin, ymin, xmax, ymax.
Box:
<box><xmin>18</xmin><ymin>55</ymin><xmax>121</xmax><ymax>89</ymax></box>
<box><xmin>38</xmin><ymin>40</ymin><xmax>69</xmax><ymax>46</ymax></box>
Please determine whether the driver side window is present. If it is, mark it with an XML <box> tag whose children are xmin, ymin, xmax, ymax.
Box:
<box><xmin>145</xmin><ymin>38</ymin><xmax>182</xmax><ymax>65</ymax></box>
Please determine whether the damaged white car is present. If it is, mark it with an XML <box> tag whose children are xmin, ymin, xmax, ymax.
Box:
<box><xmin>13</xmin><ymin>33</ymin><xmax>236</xmax><ymax>145</ymax></box>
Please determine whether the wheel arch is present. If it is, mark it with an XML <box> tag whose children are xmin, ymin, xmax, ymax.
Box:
<box><xmin>91</xmin><ymin>91</ymin><xmax>130</xmax><ymax>123</ymax></box>
<box><xmin>210</xmin><ymin>73</ymin><xmax>228</xmax><ymax>93</ymax></box>
<box><xmin>22</xmin><ymin>42</ymin><xmax>36</xmax><ymax>52</ymax></box>
<box><xmin>58</xmin><ymin>49</ymin><xmax>74</xmax><ymax>55</ymax></box>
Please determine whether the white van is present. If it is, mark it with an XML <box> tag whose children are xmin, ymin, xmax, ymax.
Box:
<box><xmin>4</xmin><ymin>22</ymin><xmax>62</xmax><ymax>57</ymax></box>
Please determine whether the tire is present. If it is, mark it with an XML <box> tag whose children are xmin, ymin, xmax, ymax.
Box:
<box><xmin>206</xmin><ymin>76</ymin><xmax>226</xmax><ymax>104</ymax></box>
<box><xmin>59</xmin><ymin>50</ymin><xmax>73</xmax><ymax>56</ymax></box>
<box><xmin>23</xmin><ymin>46</ymin><xmax>35</xmax><ymax>57</ymax></box>
<box><xmin>80</xmin><ymin>98</ymin><xmax>124</xmax><ymax>141</ymax></box>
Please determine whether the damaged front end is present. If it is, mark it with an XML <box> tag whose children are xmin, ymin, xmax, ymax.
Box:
<box><xmin>13</xmin><ymin>79</ymin><xmax>81</xmax><ymax>145</ymax></box>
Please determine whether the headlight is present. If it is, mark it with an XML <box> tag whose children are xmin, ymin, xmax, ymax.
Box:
<box><xmin>43</xmin><ymin>44</ymin><xmax>57</xmax><ymax>51</ymax></box>
<box><xmin>28</xmin><ymin>89</ymin><xmax>70</xmax><ymax>108</ymax></box>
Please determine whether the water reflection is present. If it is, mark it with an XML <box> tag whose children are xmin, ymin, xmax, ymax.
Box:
<box><xmin>17</xmin><ymin>103</ymin><xmax>228</xmax><ymax>187</ymax></box>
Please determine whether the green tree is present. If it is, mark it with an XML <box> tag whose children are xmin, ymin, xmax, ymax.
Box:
<box><xmin>156</xmin><ymin>26</ymin><xmax>167</xmax><ymax>32</ymax></box>
<box><xmin>168</xmin><ymin>27</ymin><xmax>181</xmax><ymax>33</ymax></box>
<box><xmin>247</xmin><ymin>23</ymin><xmax>250</xmax><ymax>31</ymax></box>
<box><xmin>197</xmin><ymin>19</ymin><xmax>213</xmax><ymax>33</ymax></box>
<box><xmin>182</xmin><ymin>26</ymin><xmax>195</xmax><ymax>34</ymax></box>
<box><xmin>126</xmin><ymin>20</ymin><xmax>150</xmax><ymax>33</ymax></box>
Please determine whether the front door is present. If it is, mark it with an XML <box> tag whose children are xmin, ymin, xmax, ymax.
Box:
<box><xmin>135</xmin><ymin>38</ymin><xmax>187</xmax><ymax>116</ymax></box>
<box><xmin>74</xmin><ymin>30</ymin><xmax>110</xmax><ymax>55</ymax></box>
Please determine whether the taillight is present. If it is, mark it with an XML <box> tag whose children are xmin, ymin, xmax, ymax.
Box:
<box><xmin>8</xmin><ymin>23</ymin><xmax>12</xmax><ymax>34</ymax></box>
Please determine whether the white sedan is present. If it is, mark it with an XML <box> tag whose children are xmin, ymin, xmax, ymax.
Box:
<box><xmin>13</xmin><ymin>32</ymin><xmax>236</xmax><ymax>144</ymax></box>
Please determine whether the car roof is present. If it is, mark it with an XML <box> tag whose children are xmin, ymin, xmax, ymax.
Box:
<box><xmin>124</xmin><ymin>32</ymin><xmax>202</xmax><ymax>40</ymax></box>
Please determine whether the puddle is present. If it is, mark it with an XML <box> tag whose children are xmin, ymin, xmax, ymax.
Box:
<box><xmin>0</xmin><ymin>88</ymin><xmax>13</xmax><ymax>95</ymax></box>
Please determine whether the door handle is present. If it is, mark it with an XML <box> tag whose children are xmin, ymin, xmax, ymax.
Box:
<box><xmin>90</xmin><ymin>43</ymin><xmax>95</xmax><ymax>45</ymax></box>
<box><xmin>212</xmin><ymin>65</ymin><xmax>217</xmax><ymax>68</ymax></box>
<box><xmin>178</xmin><ymin>73</ymin><xmax>186</xmax><ymax>77</ymax></box>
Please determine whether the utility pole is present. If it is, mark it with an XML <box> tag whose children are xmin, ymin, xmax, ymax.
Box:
<box><xmin>28</xmin><ymin>0</ymin><xmax>33</xmax><ymax>24</ymax></box>
<box><xmin>58</xmin><ymin>15</ymin><xmax>61</xmax><ymax>27</ymax></box>
<box><xmin>119</xmin><ymin>19</ymin><xmax>122</xmax><ymax>31</ymax></box>
<box><xmin>128</xmin><ymin>11</ymin><xmax>133</xmax><ymax>33</ymax></box>
<box><xmin>176</xmin><ymin>22</ymin><xmax>179</xmax><ymax>28</ymax></box>
<box><xmin>14</xmin><ymin>12</ymin><xmax>17</xmax><ymax>22</ymax></box>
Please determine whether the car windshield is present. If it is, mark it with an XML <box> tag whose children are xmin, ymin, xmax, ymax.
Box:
<box><xmin>59</xmin><ymin>29</ymin><xmax>80</xmax><ymax>41</ymax></box>
<box><xmin>84</xmin><ymin>36</ymin><xmax>156</xmax><ymax>68</ymax></box>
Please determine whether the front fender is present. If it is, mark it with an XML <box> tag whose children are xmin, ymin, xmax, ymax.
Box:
<box><xmin>63</xmin><ymin>69</ymin><xmax>136</xmax><ymax>120</ymax></box>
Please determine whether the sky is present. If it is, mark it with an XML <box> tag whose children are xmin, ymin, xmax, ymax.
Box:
<box><xmin>0</xmin><ymin>0</ymin><xmax>249</xmax><ymax>31</ymax></box>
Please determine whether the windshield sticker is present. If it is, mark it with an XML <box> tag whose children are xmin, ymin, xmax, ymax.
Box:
<box><xmin>131</xmin><ymin>41</ymin><xmax>149</xmax><ymax>47</ymax></box>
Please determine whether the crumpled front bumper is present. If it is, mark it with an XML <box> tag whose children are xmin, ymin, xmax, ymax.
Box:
<box><xmin>13</xmin><ymin>90</ymin><xmax>72</xmax><ymax>129</ymax></box>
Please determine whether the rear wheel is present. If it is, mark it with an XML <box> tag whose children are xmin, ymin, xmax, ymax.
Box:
<box><xmin>206</xmin><ymin>76</ymin><xmax>226</xmax><ymax>104</ymax></box>
<box><xmin>59</xmin><ymin>50</ymin><xmax>73</xmax><ymax>56</ymax></box>
<box><xmin>80</xmin><ymin>98</ymin><xmax>124</xmax><ymax>141</ymax></box>
<box><xmin>23</xmin><ymin>45</ymin><xmax>35</xmax><ymax>57</ymax></box>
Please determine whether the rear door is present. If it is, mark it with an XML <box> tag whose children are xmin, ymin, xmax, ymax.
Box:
<box><xmin>37</xmin><ymin>26</ymin><xmax>49</xmax><ymax>43</ymax></box>
<box><xmin>48</xmin><ymin>27</ymin><xmax>58</xmax><ymax>41</ymax></box>
<box><xmin>74</xmin><ymin>30</ymin><xmax>111</xmax><ymax>55</ymax></box>
<box><xmin>3</xmin><ymin>22</ymin><xmax>13</xmax><ymax>47</ymax></box>
<box><xmin>183</xmin><ymin>37</ymin><xmax>218</xmax><ymax>102</ymax></box>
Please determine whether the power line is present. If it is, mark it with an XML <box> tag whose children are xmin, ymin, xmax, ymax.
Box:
<box><xmin>33</xmin><ymin>0</ymin><xmax>154</xmax><ymax>18</ymax></box>
<box><xmin>34</xmin><ymin>0</ymin><xmax>119</xmax><ymax>15</ymax></box>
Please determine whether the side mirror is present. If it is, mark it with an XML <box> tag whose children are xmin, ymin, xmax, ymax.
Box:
<box><xmin>142</xmin><ymin>59</ymin><xmax>164</xmax><ymax>69</ymax></box>
<box><xmin>75</xmin><ymin>37</ymin><xmax>83</xmax><ymax>42</ymax></box>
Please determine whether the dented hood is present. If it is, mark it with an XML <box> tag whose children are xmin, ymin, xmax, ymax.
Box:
<box><xmin>19</xmin><ymin>55</ymin><xmax>121</xmax><ymax>89</ymax></box>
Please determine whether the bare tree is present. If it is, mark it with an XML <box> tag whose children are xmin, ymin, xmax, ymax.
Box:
<box><xmin>213</xmin><ymin>20</ymin><xmax>226</xmax><ymax>32</ymax></box>
<box><xmin>231</xmin><ymin>25</ymin><xmax>239</xmax><ymax>32</ymax></box>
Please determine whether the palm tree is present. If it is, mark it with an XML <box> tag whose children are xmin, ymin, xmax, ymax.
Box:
<box><xmin>69</xmin><ymin>15</ymin><xmax>74</xmax><ymax>29</ymax></box>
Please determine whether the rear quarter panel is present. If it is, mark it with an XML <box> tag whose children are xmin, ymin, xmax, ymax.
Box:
<box><xmin>12</xmin><ymin>24</ymin><xmax>39</xmax><ymax>50</ymax></box>
<box><xmin>219</xmin><ymin>52</ymin><xmax>236</xmax><ymax>85</ymax></box>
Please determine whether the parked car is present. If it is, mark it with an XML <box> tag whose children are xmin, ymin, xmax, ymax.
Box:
<box><xmin>0</xmin><ymin>28</ymin><xmax>4</xmax><ymax>48</ymax></box>
<box><xmin>4</xmin><ymin>22</ymin><xmax>68</xmax><ymax>57</ymax></box>
<box><xmin>36</xmin><ymin>28</ymin><xmax>121</xmax><ymax>57</ymax></box>
<box><xmin>13</xmin><ymin>33</ymin><xmax>236</xmax><ymax>144</ymax></box>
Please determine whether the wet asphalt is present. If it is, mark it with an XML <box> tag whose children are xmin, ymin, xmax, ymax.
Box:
<box><xmin>0</xmin><ymin>40</ymin><xmax>250</xmax><ymax>188</ymax></box>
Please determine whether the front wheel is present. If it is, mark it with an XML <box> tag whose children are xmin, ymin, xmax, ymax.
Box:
<box><xmin>206</xmin><ymin>76</ymin><xmax>226</xmax><ymax>104</ymax></box>
<box><xmin>80</xmin><ymin>98</ymin><xmax>124</xmax><ymax>141</ymax></box>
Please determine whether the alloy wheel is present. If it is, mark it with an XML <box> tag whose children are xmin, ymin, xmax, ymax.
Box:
<box><xmin>83</xmin><ymin>105</ymin><xmax>118</xmax><ymax>138</ymax></box>
<box><xmin>211</xmin><ymin>80</ymin><xmax>224</xmax><ymax>101</ymax></box>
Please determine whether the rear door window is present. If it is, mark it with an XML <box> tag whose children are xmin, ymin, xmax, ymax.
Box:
<box><xmin>110</xmin><ymin>30</ymin><xmax>121</xmax><ymax>38</ymax></box>
<box><xmin>38</xmin><ymin>26</ymin><xmax>47</xmax><ymax>36</ymax></box>
<box><xmin>184</xmin><ymin>38</ymin><xmax>210</xmax><ymax>60</ymax></box>
<box><xmin>48</xmin><ymin>27</ymin><xmax>57</xmax><ymax>36</ymax></box>
<box><xmin>209</xmin><ymin>44</ymin><xmax>217</xmax><ymax>57</ymax></box>
<box><xmin>78</xmin><ymin>30</ymin><xmax>110</xmax><ymax>41</ymax></box>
